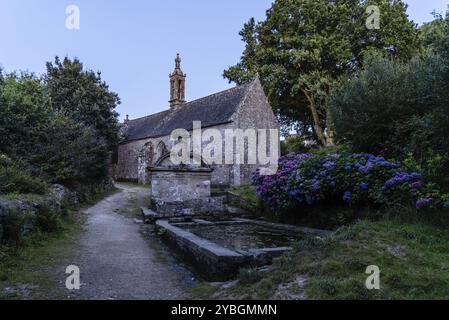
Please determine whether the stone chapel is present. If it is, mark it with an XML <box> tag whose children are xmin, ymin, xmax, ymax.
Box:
<box><xmin>116</xmin><ymin>54</ymin><xmax>279</xmax><ymax>187</ymax></box>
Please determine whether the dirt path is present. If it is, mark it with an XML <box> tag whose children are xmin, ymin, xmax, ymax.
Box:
<box><xmin>65</xmin><ymin>183</ymin><xmax>195</xmax><ymax>300</ymax></box>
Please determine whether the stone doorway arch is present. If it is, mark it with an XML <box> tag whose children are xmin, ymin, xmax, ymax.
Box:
<box><xmin>155</xmin><ymin>141</ymin><xmax>168</xmax><ymax>161</ymax></box>
<box><xmin>154</xmin><ymin>151</ymin><xmax>210</xmax><ymax>169</ymax></box>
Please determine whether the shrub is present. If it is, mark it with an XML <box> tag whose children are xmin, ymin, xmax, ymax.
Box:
<box><xmin>281</xmin><ymin>136</ymin><xmax>311</xmax><ymax>155</ymax></box>
<box><xmin>0</xmin><ymin>155</ymin><xmax>48</xmax><ymax>195</ymax></box>
<box><xmin>252</xmin><ymin>152</ymin><xmax>449</xmax><ymax>214</ymax></box>
<box><xmin>0</xmin><ymin>208</ymin><xmax>31</xmax><ymax>247</ymax></box>
<box><xmin>330</xmin><ymin>53</ymin><xmax>449</xmax><ymax>190</ymax></box>
<box><xmin>36</xmin><ymin>116</ymin><xmax>110</xmax><ymax>185</ymax></box>
<box><xmin>34</xmin><ymin>203</ymin><xmax>62</xmax><ymax>233</ymax></box>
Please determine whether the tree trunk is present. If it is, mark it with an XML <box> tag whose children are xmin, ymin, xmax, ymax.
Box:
<box><xmin>302</xmin><ymin>89</ymin><xmax>327</xmax><ymax>146</ymax></box>
<box><xmin>325</xmin><ymin>107</ymin><xmax>335</xmax><ymax>146</ymax></box>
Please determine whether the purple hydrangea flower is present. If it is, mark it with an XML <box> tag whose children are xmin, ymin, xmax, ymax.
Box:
<box><xmin>359</xmin><ymin>162</ymin><xmax>373</xmax><ymax>173</ymax></box>
<box><xmin>343</xmin><ymin>191</ymin><xmax>352</xmax><ymax>201</ymax></box>
<box><xmin>360</xmin><ymin>182</ymin><xmax>369</xmax><ymax>190</ymax></box>
<box><xmin>384</xmin><ymin>172</ymin><xmax>419</xmax><ymax>189</ymax></box>
<box><xmin>411</xmin><ymin>172</ymin><xmax>422</xmax><ymax>179</ymax></box>
<box><xmin>323</xmin><ymin>161</ymin><xmax>335</xmax><ymax>170</ymax></box>
<box><xmin>416</xmin><ymin>197</ymin><xmax>433</xmax><ymax>209</ymax></box>
<box><xmin>310</xmin><ymin>178</ymin><xmax>320</xmax><ymax>192</ymax></box>
<box><xmin>411</xmin><ymin>181</ymin><xmax>423</xmax><ymax>189</ymax></box>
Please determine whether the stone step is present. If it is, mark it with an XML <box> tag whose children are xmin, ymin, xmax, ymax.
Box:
<box><xmin>140</xmin><ymin>207</ymin><xmax>160</xmax><ymax>223</ymax></box>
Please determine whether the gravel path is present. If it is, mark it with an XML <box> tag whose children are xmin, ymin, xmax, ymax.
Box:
<box><xmin>67</xmin><ymin>183</ymin><xmax>194</xmax><ymax>300</ymax></box>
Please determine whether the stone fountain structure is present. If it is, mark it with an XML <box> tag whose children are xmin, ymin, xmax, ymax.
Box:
<box><xmin>146</xmin><ymin>154</ymin><xmax>228</xmax><ymax>218</ymax></box>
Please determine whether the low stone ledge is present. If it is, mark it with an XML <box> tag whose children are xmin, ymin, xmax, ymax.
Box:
<box><xmin>150</xmin><ymin>195</ymin><xmax>228</xmax><ymax>217</ymax></box>
<box><xmin>155</xmin><ymin>217</ymin><xmax>333</xmax><ymax>281</ymax></box>
<box><xmin>156</xmin><ymin>219</ymin><xmax>249</xmax><ymax>281</ymax></box>
<box><xmin>141</xmin><ymin>207</ymin><xmax>160</xmax><ymax>223</ymax></box>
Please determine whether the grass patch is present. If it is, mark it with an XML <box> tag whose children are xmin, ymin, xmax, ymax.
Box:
<box><xmin>188</xmin><ymin>282</ymin><xmax>218</xmax><ymax>299</ymax></box>
<box><xmin>0</xmin><ymin>214</ymin><xmax>83</xmax><ymax>299</ymax></box>
<box><xmin>238</xmin><ymin>267</ymin><xmax>263</xmax><ymax>285</ymax></box>
<box><xmin>218</xmin><ymin>218</ymin><xmax>449</xmax><ymax>300</ymax></box>
<box><xmin>140</xmin><ymin>226</ymin><xmax>167</xmax><ymax>263</ymax></box>
<box><xmin>229</xmin><ymin>185</ymin><xmax>259</xmax><ymax>204</ymax></box>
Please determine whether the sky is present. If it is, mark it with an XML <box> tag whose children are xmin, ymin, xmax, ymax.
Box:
<box><xmin>0</xmin><ymin>0</ymin><xmax>448</xmax><ymax>121</ymax></box>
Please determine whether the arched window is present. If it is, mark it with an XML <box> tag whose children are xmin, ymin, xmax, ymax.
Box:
<box><xmin>156</xmin><ymin>141</ymin><xmax>168</xmax><ymax>159</ymax></box>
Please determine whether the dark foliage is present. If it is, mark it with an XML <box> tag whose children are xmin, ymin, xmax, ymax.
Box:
<box><xmin>0</xmin><ymin>57</ymin><xmax>120</xmax><ymax>193</ymax></box>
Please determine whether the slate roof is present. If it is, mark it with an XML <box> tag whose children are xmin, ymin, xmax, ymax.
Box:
<box><xmin>124</xmin><ymin>82</ymin><xmax>251</xmax><ymax>142</ymax></box>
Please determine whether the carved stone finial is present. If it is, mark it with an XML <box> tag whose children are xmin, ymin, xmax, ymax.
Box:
<box><xmin>175</xmin><ymin>53</ymin><xmax>181</xmax><ymax>69</ymax></box>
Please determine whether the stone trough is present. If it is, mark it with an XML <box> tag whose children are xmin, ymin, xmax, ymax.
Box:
<box><xmin>144</xmin><ymin>161</ymin><xmax>332</xmax><ymax>280</ymax></box>
<box><xmin>156</xmin><ymin>218</ymin><xmax>332</xmax><ymax>281</ymax></box>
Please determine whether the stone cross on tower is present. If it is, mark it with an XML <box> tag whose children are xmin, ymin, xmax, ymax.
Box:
<box><xmin>169</xmin><ymin>53</ymin><xmax>186</xmax><ymax>108</ymax></box>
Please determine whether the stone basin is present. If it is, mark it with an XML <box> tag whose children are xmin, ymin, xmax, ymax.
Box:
<box><xmin>156</xmin><ymin>218</ymin><xmax>332</xmax><ymax>281</ymax></box>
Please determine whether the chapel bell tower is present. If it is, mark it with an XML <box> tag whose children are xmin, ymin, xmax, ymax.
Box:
<box><xmin>169</xmin><ymin>53</ymin><xmax>186</xmax><ymax>108</ymax></box>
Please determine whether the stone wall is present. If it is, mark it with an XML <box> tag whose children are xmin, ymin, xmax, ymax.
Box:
<box><xmin>149</xmin><ymin>167</ymin><xmax>230</xmax><ymax>216</ymax></box>
<box><xmin>151</xmin><ymin>195</ymin><xmax>228</xmax><ymax>217</ymax></box>
<box><xmin>116</xmin><ymin>136</ymin><xmax>169</xmax><ymax>183</ymax></box>
<box><xmin>150</xmin><ymin>168</ymin><xmax>212</xmax><ymax>202</ymax></box>
<box><xmin>116</xmin><ymin>124</ymin><xmax>238</xmax><ymax>187</ymax></box>
<box><xmin>232</xmin><ymin>77</ymin><xmax>281</xmax><ymax>183</ymax></box>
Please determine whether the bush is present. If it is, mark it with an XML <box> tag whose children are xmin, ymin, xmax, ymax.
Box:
<box><xmin>34</xmin><ymin>203</ymin><xmax>62</xmax><ymax>233</ymax></box>
<box><xmin>281</xmin><ymin>136</ymin><xmax>311</xmax><ymax>155</ymax></box>
<box><xmin>252</xmin><ymin>152</ymin><xmax>449</xmax><ymax>214</ymax></box>
<box><xmin>330</xmin><ymin>53</ymin><xmax>449</xmax><ymax>190</ymax></box>
<box><xmin>0</xmin><ymin>208</ymin><xmax>31</xmax><ymax>247</ymax></box>
<box><xmin>0</xmin><ymin>155</ymin><xmax>48</xmax><ymax>195</ymax></box>
<box><xmin>36</xmin><ymin>116</ymin><xmax>110</xmax><ymax>185</ymax></box>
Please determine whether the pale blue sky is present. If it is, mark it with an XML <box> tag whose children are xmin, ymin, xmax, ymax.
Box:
<box><xmin>0</xmin><ymin>0</ymin><xmax>447</xmax><ymax>120</ymax></box>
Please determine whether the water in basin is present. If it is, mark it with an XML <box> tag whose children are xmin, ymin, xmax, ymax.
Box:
<box><xmin>180</xmin><ymin>222</ymin><xmax>305</xmax><ymax>251</ymax></box>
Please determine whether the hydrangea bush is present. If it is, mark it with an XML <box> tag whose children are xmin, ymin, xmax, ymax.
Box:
<box><xmin>253</xmin><ymin>152</ymin><xmax>449</xmax><ymax>213</ymax></box>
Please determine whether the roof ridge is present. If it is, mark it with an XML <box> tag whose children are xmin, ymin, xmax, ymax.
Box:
<box><xmin>175</xmin><ymin>82</ymin><xmax>251</xmax><ymax>110</ymax></box>
<box><xmin>128</xmin><ymin>109</ymin><xmax>170</xmax><ymax>122</ymax></box>
<box><xmin>125</xmin><ymin>83</ymin><xmax>250</xmax><ymax>121</ymax></box>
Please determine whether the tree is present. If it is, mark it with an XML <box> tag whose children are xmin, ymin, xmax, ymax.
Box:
<box><xmin>330</xmin><ymin>53</ymin><xmax>449</xmax><ymax>188</ymax></box>
<box><xmin>224</xmin><ymin>0</ymin><xmax>419</xmax><ymax>146</ymax></box>
<box><xmin>0</xmin><ymin>72</ymin><xmax>53</xmax><ymax>163</ymax></box>
<box><xmin>420</xmin><ymin>9</ymin><xmax>449</xmax><ymax>58</ymax></box>
<box><xmin>0</xmin><ymin>61</ymin><xmax>120</xmax><ymax>187</ymax></box>
<box><xmin>37</xmin><ymin>115</ymin><xmax>110</xmax><ymax>185</ymax></box>
<box><xmin>45</xmin><ymin>57</ymin><xmax>120</xmax><ymax>150</ymax></box>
